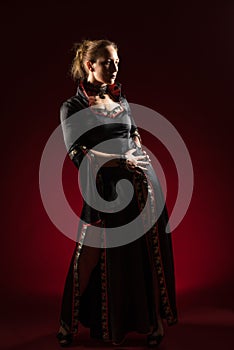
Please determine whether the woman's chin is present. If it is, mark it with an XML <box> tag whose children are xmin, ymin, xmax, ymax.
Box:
<box><xmin>108</xmin><ymin>78</ymin><xmax>116</xmax><ymax>85</ymax></box>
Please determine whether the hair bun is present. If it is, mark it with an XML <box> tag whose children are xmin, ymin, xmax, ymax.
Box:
<box><xmin>73</xmin><ymin>40</ymin><xmax>92</xmax><ymax>60</ymax></box>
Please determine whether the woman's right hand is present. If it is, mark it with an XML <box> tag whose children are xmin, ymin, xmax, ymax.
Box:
<box><xmin>124</xmin><ymin>149</ymin><xmax>151</xmax><ymax>171</ymax></box>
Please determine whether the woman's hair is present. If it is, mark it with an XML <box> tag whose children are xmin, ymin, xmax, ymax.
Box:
<box><xmin>70</xmin><ymin>39</ymin><xmax>118</xmax><ymax>81</ymax></box>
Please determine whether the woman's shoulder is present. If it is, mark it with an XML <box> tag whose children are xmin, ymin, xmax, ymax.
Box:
<box><xmin>60</xmin><ymin>94</ymin><xmax>88</xmax><ymax>122</ymax></box>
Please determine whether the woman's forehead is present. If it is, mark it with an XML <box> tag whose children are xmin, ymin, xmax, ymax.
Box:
<box><xmin>97</xmin><ymin>45</ymin><xmax>118</xmax><ymax>59</ymax></box>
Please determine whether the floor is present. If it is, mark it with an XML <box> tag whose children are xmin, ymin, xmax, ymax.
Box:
<box><xmin>1</xmin><ymin>288</ymin><xmax>233</xmax><ymax>350</ymax></box>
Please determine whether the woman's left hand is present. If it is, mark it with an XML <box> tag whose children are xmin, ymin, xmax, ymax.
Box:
<box><xmin>124</xmin><ymin>149</ymin><xmax>151</xmax><ymax>171</ymax></box>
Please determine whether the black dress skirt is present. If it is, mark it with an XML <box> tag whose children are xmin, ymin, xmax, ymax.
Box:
<box><xmin>58</xmin><ymin>80</ymin><xmax>178</xmax><ymax>343</ymax></box>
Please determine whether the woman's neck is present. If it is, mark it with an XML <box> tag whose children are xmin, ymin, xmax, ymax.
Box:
<box><xmin>86</xmin><ymin>78</ymin><xmax>107</xmax><ymax>88</ymax></box>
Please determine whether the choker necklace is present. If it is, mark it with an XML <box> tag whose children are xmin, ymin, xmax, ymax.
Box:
<box><xmin>84</xmin><ymin>81</ymin><xmax>108</xmax><ymax>99</ymax></box>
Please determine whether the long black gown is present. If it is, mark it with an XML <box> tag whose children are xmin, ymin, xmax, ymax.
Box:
<box><xmin>59</xmin><ymin>79</ymin><xmax>178</xmax><ymax>343</ymax></box>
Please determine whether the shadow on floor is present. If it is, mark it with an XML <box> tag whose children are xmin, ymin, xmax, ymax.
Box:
<box><xmin>2</xmin><ymin>285</ymin><xmax>234</xmax><ymax>350</ymax></box>
<box><xmin>4</xmin><ymin>322</ymin><xmax>233</xmax><ymax>350</ymax></box>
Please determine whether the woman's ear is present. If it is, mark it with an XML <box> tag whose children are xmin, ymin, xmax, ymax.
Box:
<box><xmin>86</xmin><ymin>61</ymin><xmax>94</xmax><ymax>72</ymax></box>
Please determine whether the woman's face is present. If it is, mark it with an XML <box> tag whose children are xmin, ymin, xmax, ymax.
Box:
<box><xmin>87</xmin><ymin>45</ymin><xmax>119</xmax><ymax>85</ymax></box>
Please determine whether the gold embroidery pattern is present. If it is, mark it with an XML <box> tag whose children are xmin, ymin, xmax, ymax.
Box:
<box><xmin>133</xmin><ymin>172</ymin><xmax>177</xmax><ymax>326</ymax></box>
<box><xmin>71</xmin><ymin>224</ymin><xmax>87</xmax><ymax>334</ymax></box>
<box><xmin>100</xmin><ymin>227</ymin><xmax>110</xmax><ymax>341</ymax></box>
<box><xmin>69</xmin><ymin>145</ymin><xmax>88</xmax><ymax>160</ymax></box>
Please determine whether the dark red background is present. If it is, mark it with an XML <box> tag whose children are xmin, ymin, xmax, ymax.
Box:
<box><xmin>1</xmin><ymin>2</ymin><xmax>233</xmax><ymax>349</ymax></box>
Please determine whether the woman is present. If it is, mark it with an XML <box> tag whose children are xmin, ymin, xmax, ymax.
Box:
<box><xmin>57</xmin><ymin>39</ymin><xmax>177</xmax><ymax>347</ymax></box>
